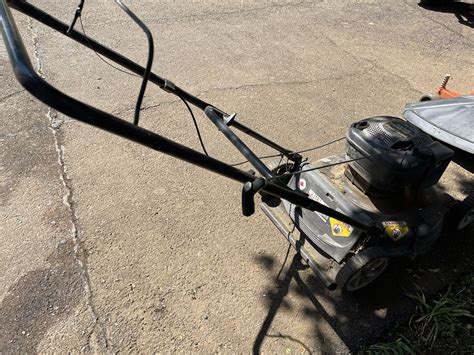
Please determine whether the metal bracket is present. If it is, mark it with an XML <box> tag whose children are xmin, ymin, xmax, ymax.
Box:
<box><xmin>224</xmin><ymin>113</ymin><xmax>237</xmax><ymax>126</ymax></box>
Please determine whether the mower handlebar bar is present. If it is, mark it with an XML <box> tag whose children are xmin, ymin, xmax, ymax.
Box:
<box><xmin>0</xmin><ymin>0</ymin><xmax>379</xmax><ymax>235</ymax></box>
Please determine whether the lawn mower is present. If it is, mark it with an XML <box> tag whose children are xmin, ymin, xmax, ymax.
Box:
<box><xmin>1</xmin><ymin>0</ymin><xmax>472</xmax><ymax>292</ymax></box>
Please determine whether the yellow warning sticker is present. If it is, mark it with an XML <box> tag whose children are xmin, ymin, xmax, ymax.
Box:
<box><xmin>383</xmin><ymin>221</ymin><xmax>409</xmax><ymax>241</ymax></box>
<box><xmin>329</xmin><ymin>218</ymin><xmax>353</xmax><ymax>237</ymax></box>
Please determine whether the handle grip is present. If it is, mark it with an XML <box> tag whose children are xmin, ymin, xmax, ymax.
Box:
<box><xmin>242</xmin><ymin>178</ymin><xmax>266</xmax><ymax>217</ymax></box>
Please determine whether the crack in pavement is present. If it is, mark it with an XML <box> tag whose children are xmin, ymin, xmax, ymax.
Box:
<box><xmin>0</xmin><ymin>123</ymin><xmax>45</xmax><ymax>139</ymax></box>
<box><xmin>402</xmin><ymin>0</ymin><xmax>472</xmax><ymax>42</ymax></box>
<box><xmin>27</xmin><ymin>18</ymin><xmax>109</xmax><ymax>352</ymax></box>
<box><xmin>95</xmin><ymin>0</ymin><xmax>313</xmax><ymax>27</ymax></box>
<box><xmin>113</xmin><ymin>68</ymin><xmax>374</xmax><ymax>117</ymax></box>
<box><xmin>111</xmin><ymin>97</ymin><xmax>182</xmax><ymax>117</ymax></box>
<box><xmin>160</xmin><ymin>0</ymin><xmax>311</xmax><ymax>22</ymax></box>
<box><xmin>0</xmin><ymin>89</ymin><xmax>25</xmax><ymax>103</ymax></box>
<box><xmin>199</xmin><ymin>69</ymin><xmax>375</xmax><ymax>94</ymax></box>
<box><xmin>318</xmin><ymin>30</ymin><xmax>423</xmax><ymax>95</ymax></box>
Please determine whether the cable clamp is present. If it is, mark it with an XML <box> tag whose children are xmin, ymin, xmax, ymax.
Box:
<box><xmin>162</xmin><ymin>79</ymin><xmax>176</xmax><ymax>93</ymax></box>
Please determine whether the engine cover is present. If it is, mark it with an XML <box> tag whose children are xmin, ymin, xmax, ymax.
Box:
<box><xmin>346</xmin><ymin>116</ymin><xmax>453</xmax><ymax>196</ymax></box>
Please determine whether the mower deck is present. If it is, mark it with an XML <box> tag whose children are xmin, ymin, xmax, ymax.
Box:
<box><xmin>262</xmin><ymin>155</ymin><xmax>454</xmax><ymax>289</ymax></box>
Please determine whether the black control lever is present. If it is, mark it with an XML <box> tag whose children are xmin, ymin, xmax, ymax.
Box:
<box><xmin>242</xmin><ymin>177</ymin><xmax>266</xmax><ymax>217</ymax></box>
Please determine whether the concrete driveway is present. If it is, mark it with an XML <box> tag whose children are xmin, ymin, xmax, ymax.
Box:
<box><xmin>1</xmin><ymin>0</ymin><xmax>473</xmax><ymax>352</ymax></box>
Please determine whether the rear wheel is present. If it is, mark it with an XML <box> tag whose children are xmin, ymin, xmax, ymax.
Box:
<box><xmin>419</xmin><ymin>93</ymin><xmax>440</xmax><ymax>102</ymax></box>
<box><xmin>336</xmin><ymin>247</ymin><xmax>390</xmax><ymax>292</ymax></box>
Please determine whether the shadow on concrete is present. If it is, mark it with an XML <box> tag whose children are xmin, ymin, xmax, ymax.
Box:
<box><xmin>452</xmin><ymin>148</ymin><xmax>474</xmax><ymax>175</ymax></box>
<box><xmin>418</xmin><ymin>1</ymin><xmax>474</xmax><ymax>28</ymax></box>
<box><xmin>0</xmin><ymin>240</ymin><xmax>84</xmax><ymax>352</ymax></box>
<box><xmin>252</xmin><ymin>216</ymin><xmax>473</xmax><ymax>352</ymax></box>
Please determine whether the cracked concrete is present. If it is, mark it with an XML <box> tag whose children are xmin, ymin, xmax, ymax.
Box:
<box><xmin>402</xmin><ymin>0</ymin><xmax>472</xmax><ymax>40</ymax></box>
<box><xmin>1</xmin><ymin>21</ymin><xmax>87</xmax><ymax>355</ymax></box>
<box><xmin>0</xmin><ymin>89</ymin><xmax>25</xmax><ymax>103</ymax></box>
<box><xmin>91</xmin><ymin>0</ymin><xmax>313</xmax><ymax>28</ymax></box>
<box><xmin>28</xmin><ymin>18</ymin><xmax>109</xmax><ymax>352</ymax></box>
<box><xmin>115</xmin><ymin>68</ymin><xmax>374</xmax><ymax>117</ymax></box>
<box><xmin>2</xmin><ymin>0</ymin><xmax>473</xmax><ymax>353</ymax></box>
<box><xmin>47</xmin><ymin>107</ymin><xmax>109</xmax><ymax>352</ymax></box>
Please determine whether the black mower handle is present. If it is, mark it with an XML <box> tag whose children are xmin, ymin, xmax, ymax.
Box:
<box><xmin>0</xmin><ymin>0</ymin><xmax>379</xmax><ymax>235</ymax></box>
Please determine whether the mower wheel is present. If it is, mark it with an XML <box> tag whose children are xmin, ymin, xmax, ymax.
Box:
<box><xmin>336</xmin><ymin>247</ymin><xmax>390</xmax><ymax>292</ymax></box>
<box><xmin>419</xmin><ymin>93</ymin><xmax>440</xmax><ymax>102</ymax></box>
<box><xmin>445</xmin><ymin>192</ymin><xmax>474</xmax><ymax>231</ymax></box>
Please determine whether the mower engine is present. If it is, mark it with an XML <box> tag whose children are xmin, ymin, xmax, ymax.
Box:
<box><xmin>345</xmin><ymin>116</ymin><xmax>454</xmax><ymax>197</ymax></box>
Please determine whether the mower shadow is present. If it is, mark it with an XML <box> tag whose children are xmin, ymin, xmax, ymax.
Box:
<box><xmin>252</xmin><ymin>223</ymin><xmax>473</xmax><ymax>353</ymax></box>
<box><xmin>418</xmin><ymin>1</ymin><xmax>474</xmax><ymax>28</ymax></box>
<box><xmin>452</xmin><ymin>148</ymin><xmax>474</xmax><ymax>175</ymax></box>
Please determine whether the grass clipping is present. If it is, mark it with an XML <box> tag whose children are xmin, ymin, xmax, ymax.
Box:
<box><xmin>364</xmin><ymin>275</ymin><xmax>473</xmax><ymax>354</ymax></box>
